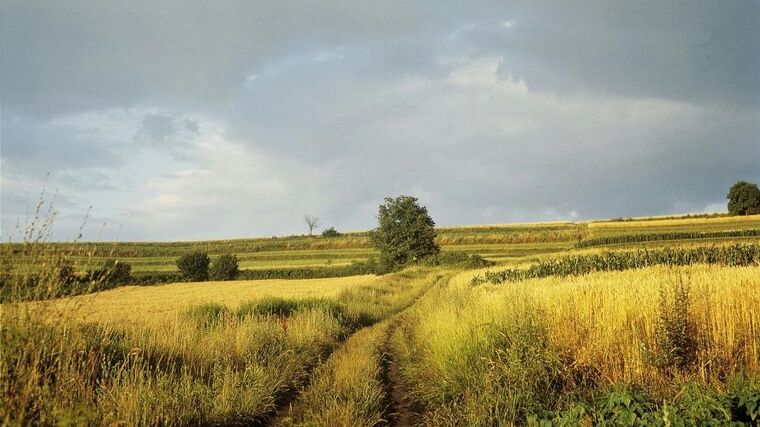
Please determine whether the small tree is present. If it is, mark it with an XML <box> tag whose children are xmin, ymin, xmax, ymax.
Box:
<box><xmin>209</xmin><ymin>254</ymin><xmax>239</xmax><ymax>281</ymax></box>
<box><xmin>321</xmin><ymin>227</ymin><xmax>340</xmax><ymax>238</ymax></box>
<box><xmin>370</xmin><ymin>195</ymin><xmax>439</xmax><ymax>270</ymax></box>
<box><xmin>177</xmin><ymin>251</ymin><xmax>210</xmax><ymax>282</ymax></box>
<box><xmin>304</xmin><ymin>215</ymin><xmax>320</xmax><ymax>236</ymax></box>
<box><xmin>727</xmin><ymin>181</ymin><xmax>760</xmax><ymax>216</ymax></box>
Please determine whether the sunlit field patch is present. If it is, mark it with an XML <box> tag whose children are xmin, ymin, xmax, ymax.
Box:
<box><xmin>25</xmin><ymin>275</ymin><xmax>379</xmax><ymax>324</ymax></box>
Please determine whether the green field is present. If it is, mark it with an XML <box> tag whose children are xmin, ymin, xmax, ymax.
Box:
<box><xmin>2</xmin><ymin>213</ymin><xmax>760</xmax><ymax>425</ymax></box>
<box><xmin>4</xmin><ymin>214</ymin><xmax>760</xmax><ymax>276</ymax></box>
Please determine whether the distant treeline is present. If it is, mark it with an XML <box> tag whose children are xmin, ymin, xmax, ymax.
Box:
<box><xmin>576</xmin><ymin>229</ymin><xmax>760</xmax><ymax>248</ymax></box>
<box><xmin>476</xmin><ymin>244</ymin><xmax>760</xmax><ymax>285</ymax></box>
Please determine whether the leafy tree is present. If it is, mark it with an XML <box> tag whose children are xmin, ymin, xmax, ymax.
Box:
<box><xmin>727</xmin><ymin>181</ymin><xmax>760</xmax><ymax>216</ymax></box>
<box><xmin>370</xmin><ymin>195</ymin><xmax>439</xmax><ymax>270</ymax></box>
<box><xmin>209</xmin><ymin>253</ymin><xmax>240</xmax><ymax>281</ymax></box>
<box><xmin>177</xmin><ymin>251</ymin><xmax>210</xmax><ymax>281</ymax></box>
<box><xmin>321</xmin><ymin>227</ymin><xmax>340</xmax><ymax>238</ymax></box>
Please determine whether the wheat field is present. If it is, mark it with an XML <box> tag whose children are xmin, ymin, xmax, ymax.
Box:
<box><xmin>28</xmin><ymin>275</ymin><xmax>378</xmax><ymax>324</ymax></box>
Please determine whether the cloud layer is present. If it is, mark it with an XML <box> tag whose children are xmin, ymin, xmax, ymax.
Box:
<box><xmin>2</xmin><ymin>1</ymin><xmax>758</xmax><ymax>240</ymax></box>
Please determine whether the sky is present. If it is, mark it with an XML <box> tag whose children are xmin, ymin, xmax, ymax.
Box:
<box><xmin>1</xmin><ymin>0</ymin><xmax>759</xmax><ymax>241</ymax></box>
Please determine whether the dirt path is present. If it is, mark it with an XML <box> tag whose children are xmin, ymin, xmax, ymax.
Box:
<box><xmin>261</xmin><ymin>272</ymin><xmax>446</xmax><ymax>426</ymax></box>
<box><xmin>379</xmin><ymin>325</ymin><xmax>418</xmax><ymax>427</ymax></box>
<box><xmin>379</xmin><ymin>273</ymin><xmax>448</xmax><ymax>426</ymax></box>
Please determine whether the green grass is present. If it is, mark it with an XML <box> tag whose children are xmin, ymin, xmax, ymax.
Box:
<box><xmin>4</xmin><ymin>215</ymin><xmax>758</xmax><ymax>280</ymax></box>
<box><xmin>0</xmin><ymin>225</ymin><xmax>580</xmax><ymax>275</ymax></box>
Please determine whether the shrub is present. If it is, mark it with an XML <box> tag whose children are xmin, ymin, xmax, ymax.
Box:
<box><xmin>53</xmin><ymin>258</ymin><xmax>78</xmax><ymax>289</ymax></box>
<box><xmin>49</xmin><ymin>258</ymin><xmax>83</xmax><ymax>296</ymax></box>
<box><xmin>176</xmin><ymin>251</ymin><xmax>210</xmax><ymax>281</ymax></box>
<box><xmin>370</xmin><ymin>195</ymin><xmax>439</xmax><ymax>271</ymax></box>
<box><xmin>209</xmin><ymin>253</ymin><xmax>239</xmax><ymax>281</ymax></box>
<box><xmin>87</xmin><ymin>259</ymin><xmax>131</xmax><ymax>288</ymax></box>
<box><xmin>727</xmin><ymin>181</ymin><xmax>760</xmax><ymax>215</ymax></box>
<box><xmin>653</xmin><ymin>279</ymin><xmax>698</xmax><ymax>372</ymax></box>
<box><xmin>321</xmin><ymin>227</ymin><xmax>340</xmax><ymax>238</ymax></box>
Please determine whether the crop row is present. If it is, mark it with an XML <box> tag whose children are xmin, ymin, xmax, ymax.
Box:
<box><xmin>576</xmin><ymin>229</ymin><xmax>760</xmax><ymax>248</ymax></box>
<box><xmin>477</xmin><ymin>244</ymin><xmax>760</xmax><ymax>284</ymax></box>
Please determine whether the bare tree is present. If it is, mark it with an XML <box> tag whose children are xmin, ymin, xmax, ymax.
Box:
<box><xmin>304</xmin><ymin>215</ymin><xmax>320</xmax><ymax>236</ymax></box>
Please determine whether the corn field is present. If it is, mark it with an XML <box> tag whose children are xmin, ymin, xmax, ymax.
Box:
<box><xmin>478</xmin><ymin>244</ymin><xmax>760</xmax><ymax>284</ymax></box>
<box><xmin>576</xmin><ymin>229</ymin><xmax>760</xmax><ymax>248</ymax></box>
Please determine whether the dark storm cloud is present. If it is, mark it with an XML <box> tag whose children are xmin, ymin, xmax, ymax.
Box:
<box><xmin>487</xmin><ymin>1</ymin><xmax>760</xmax><ymax>107</ymax></box>
<box><xmin>1</xmin><ymin>0</ymin><xmax>758</xmax><ymax>240</ymax></box>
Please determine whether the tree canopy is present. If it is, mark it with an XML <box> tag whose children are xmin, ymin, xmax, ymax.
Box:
<box><xmin>370</xmin><ymin>195</ymin><xmax>439</xmax><ymax>269</ymax></box>
<box><xmin>727</xmin><ymin>181</ymin><xmax>760</xmax><ymax>216</ymax></box>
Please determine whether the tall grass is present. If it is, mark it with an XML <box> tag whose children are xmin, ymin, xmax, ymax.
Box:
<box><xmin>283</xmin><ymin>322</ymin><xmax>390</xmax><ymax>426</ymax></box>
<box><xmin>0</xmin><ymin>190</ymin><xmax>433</xmax><ymax>424</ymax></box>
<box><xmin>1</xmin><ymin>253</ymin><xmax>439</xmax><ymax>425</ymax></box>
<box><xmin>282</xmin><ymin>273</ymin><xmax>450</xmax><ymax>426</ymax></box>
<box><xmin>390</xmin><ymin>265</ymin><xmax>760</xmax><ymax>425</ymax></box>
<box><xmin>1</xmin><ymin>298</ymin><xmax>347</xmax><ymax>424</ymax></box>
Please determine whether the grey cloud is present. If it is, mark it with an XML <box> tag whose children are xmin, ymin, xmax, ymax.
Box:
<box><xmin>134</xmin><ymin>113</ymin><xmax>200</xmax><ymax>159</ymax></box>
<box><xmin>231</xmin><ymin>60</ymin><xmax>758</xmax><ymax>228</ymax></box>
<box><xmin>0</xmin><ymin>0</ymin><xmax>459</xmax><ymax>118</ymax></box>
<box><xmin>136</xmin><ymin>114</ymin><xmax>180</xmax><ymax>142</ymax></box>
<box><xmin>1</xmin><ymin>116</ymin><xmax>121</xmax><ymax>175</ymax></box>
<box><xmin>2</xmin><ymin>0</ymin><xmax>757</xmax><ymax>119</ymax></box>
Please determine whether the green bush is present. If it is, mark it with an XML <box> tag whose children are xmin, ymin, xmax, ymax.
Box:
<box><xmin>87</xmin><ymin>259</ymin><xmax>132</xmax><ymax>289</ymax></box>
<box><xmin>321</xmin><ymin>227</ymin><xmax>340</xmax><ymax>238</ymax></box>
<box><xmin>209</xmin><ymin>253</ymin><xmax>239</xmax><ymax>281</ymax></box>
<box><xmin>176</xmin><ymin>251</ymin><xmax>210</xmax><ymax>281</ymax></box>
<box><xmin>53</xmin><ymin>258</ymin><xmax>78</xmax><ymax>290</ymax></box>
